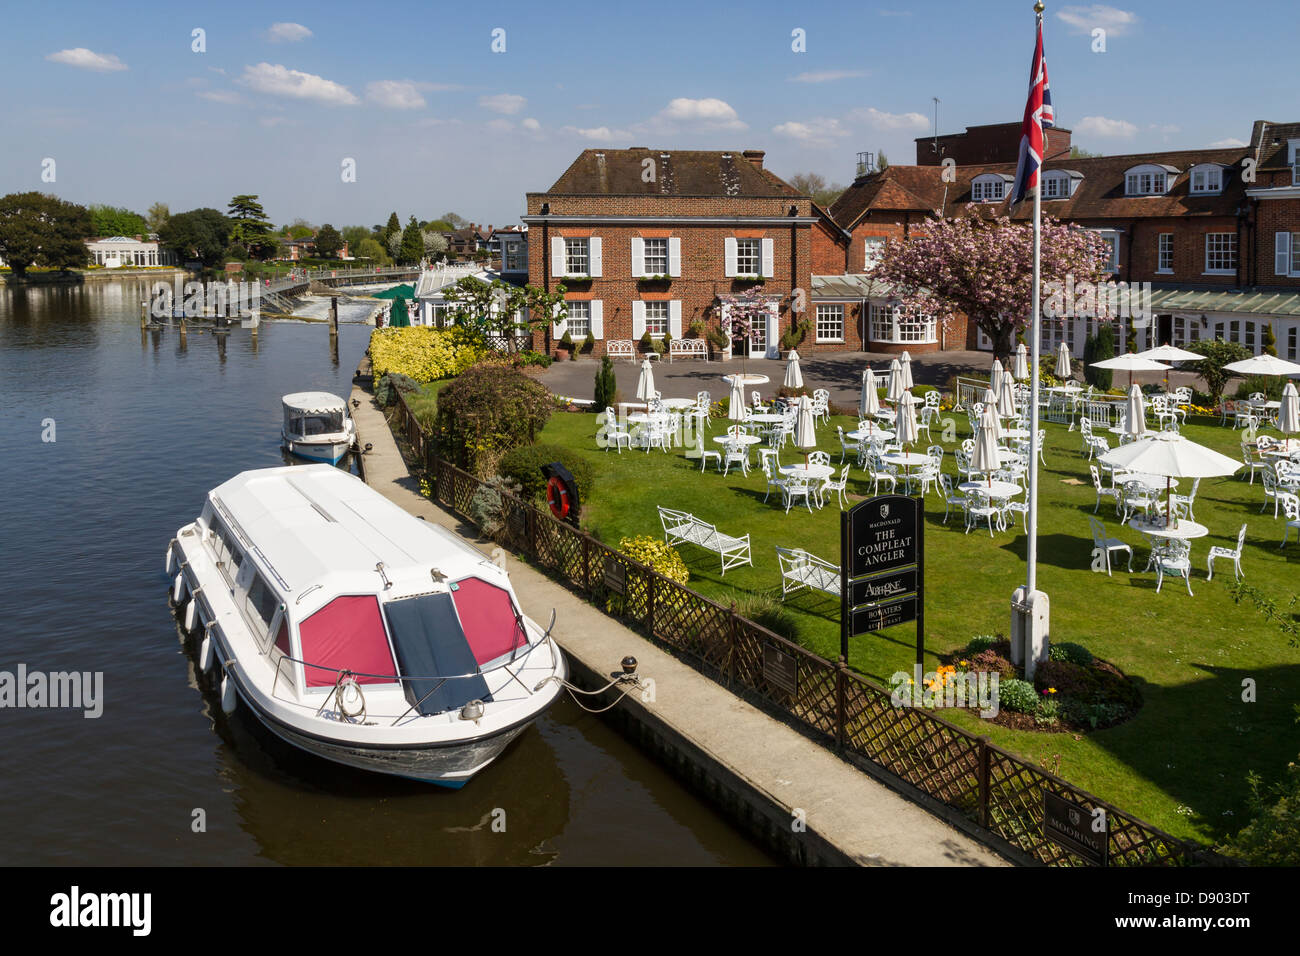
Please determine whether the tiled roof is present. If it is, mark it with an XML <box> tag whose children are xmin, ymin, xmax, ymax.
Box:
<box><xmin>546</xmin><ymin>148</ymin><xmax>800</xmax><ymax>197</ymax></box>
<box><xmin>1253</xmin><ymin>121</ymin><xmax>1300</xmax><ymax>171</ymax></box>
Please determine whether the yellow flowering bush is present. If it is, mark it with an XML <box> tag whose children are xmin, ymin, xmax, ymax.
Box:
<box><xmin>369</xmin><ymin>326</ymin><xmax>489</xmax><ymax>383</ymax></box>
<box><xmin>617</xmin><ymin>535</ymin><xmax>690</xmax><ymax>585</ymax></box>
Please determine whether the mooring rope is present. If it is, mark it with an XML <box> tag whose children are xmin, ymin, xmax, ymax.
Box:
<box><xmin>535</xmin><ymin>674</ymin><xmax>648</xmax><ymax>715</ymax></box>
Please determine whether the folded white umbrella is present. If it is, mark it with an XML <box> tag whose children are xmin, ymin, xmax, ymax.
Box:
<box><xmin>1013</xmin><ymin>343</ymin><xmax>1029</xmax><ymax>381</ymax></box>
<box><xmin>900</xmin><ymin>350</ymin><xmax>914</xmax><ymax>390</ymax></box>
<box><xmin>1098</xmin><ymin>431</ymin><xmax>1240</xmax><ymax>524</ymax></box>
<box><xmin>636</xmin><ymin>359</ymin><xmax>656</xmax><ymax>401</ymax></box>
<box><xmin>1055</xmin><ymin>341</ymin><xmax>1072</xmax><ymax>379</ymax></box>
<box><xmin>793</xmin><ymin>395</ymin><xmax>818</xmax><ymax>455</ymax></box>
<box><xmin>981</xmin><ymin>387</ymin><xmax>998</xmax><ymax>410</ymax></box>
<box><xmin>971</xmin><ymin>404</ymin><xmax>1003</xmax><ymax>484</ymax></box>
<box><xmin>886</xmin><ymin>359</ymin><xmax>904</xmax><ymax>403</ymax></box>
<box><xmin>1223</xmin><ymin>354</ymin><xmax>1300</xmax><ymax>377</ymax></box>
<box><xmin>783</xmin><ymin>349</ymin><xmax>804</xmax><ymax>389</ymax></box>
<box><xmin>728</xmin><ymin>374</ymin><xmax>747</xmax><ymax>421</ymax></box>
<box><xmin>1278</xmin><ymin>382</ymin><xmax>1299</xmax><ymax>450</ymax></box>
<box><xmin>860</xmin><ymin>367</ymin><xmax>881</xmax><ymax>420</ymax></box>
<box><xmin>895</xmin><ymin>392</ymin><xmax>919</xmax><ymax>446</ymax></box>
<box><xmin>979</xmin><ymin>389</ymin><xmax>1002</xmax><ymax>440</ymax></box>
<box><xmin>990</xmin><ymin>358</ymin><xmax>1005</xmax><ymax>396</ymax></box>
<box><xmin>997</xmin><ymin>374</ymin><xmax>1018</xmax><ymax>419</ymax></box>
<box><xmin>1123</xmin><ymin>383</ymin><xmax>1147</xmax><ymax>440</ymax></box>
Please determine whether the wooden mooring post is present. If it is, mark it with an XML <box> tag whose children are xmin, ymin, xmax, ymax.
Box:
<box><xmin>329</xmin><ymin>295</ymin><xmax>339</xmax><ymax>339</ymax></box>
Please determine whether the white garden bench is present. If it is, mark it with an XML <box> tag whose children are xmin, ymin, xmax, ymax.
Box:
<box><xmin>776</xmin><ymin>547</ymin><xmax>841</xmax><ymax>600</ymax></box>
<box><xmin>657</xmin><ymin>507</ymin><xmax>751</xmax><ymax>575</ymax></box>
<box><xmin>669</xmin><ymin>338</ymin><xmax>708</xmax><ymax>362</ymax></box>
<box><xmin>605</xmin><ymin>339</ymin><xmax>637</xmax><ymax>363</ymax></box>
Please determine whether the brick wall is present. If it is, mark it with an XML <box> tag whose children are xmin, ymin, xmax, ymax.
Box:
<box><xmin>1254</xmin><ymin>193</ymin><xmax>1300</xmax><ymax>288</ymax></box>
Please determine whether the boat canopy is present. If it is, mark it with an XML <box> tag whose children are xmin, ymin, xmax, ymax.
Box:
<box><xmin>282</xmin><ymin>392</ymin><xmax>347</xmax><ymax>415</ymax></box>
<box><xmin>283</xmin><ymin>392</ymin><xmax>347</xmax><ymax>435</ymax></box>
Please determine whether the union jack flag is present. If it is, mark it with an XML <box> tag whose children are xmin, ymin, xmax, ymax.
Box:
<box><xmin>1010</xmin><ymin>18</ymin><xmax>1054</xmax><ymax>205</ymax></box>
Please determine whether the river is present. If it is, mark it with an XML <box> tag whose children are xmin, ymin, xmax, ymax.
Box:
<box><xmin>0</xmin><ymin>277</ymin><xmax>772</xmax><ymax>866</ymax></box>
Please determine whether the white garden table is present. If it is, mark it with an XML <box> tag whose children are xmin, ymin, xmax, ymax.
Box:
<box><xmin>960</xmin><ymin>480</ymin><xmax>1023</xmax><ymax>499</ymax></box>
<box><xmin>847</xmin><ymin>428</ymin><xmax>896</xmax><ymax>443</ymax></box>
<box><xmin>660</xmin><ymin>397</ymin><xmax>698</xmax><ymax>410</ymax></box>
<box><xmin>780</xmin><ymin>462</ymin><xmax>835</xmax><ymax>508</ymax></box>
<box><xmin>1128</xmin><ymin>516</ymin><xmax>1208</xmax><ymax>541</ymax></box>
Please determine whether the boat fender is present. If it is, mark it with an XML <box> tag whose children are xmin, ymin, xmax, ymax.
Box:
<box><xmin>172</xmin><ymin>573</ymin><xmax>186</xmax><ymax>604</ymax></box>
<box><xmin>200</xmin><ymin>635</ymin><xmax>214</xmax><ymax>673</ymax></box>
<box><xmin>166</xmin><ymin>545</ymin><xmax>176</xmax><ymax>576</ymax></box>
<box><xmin>220</xmin><ymin>674</ymin><xmax>237</xmax><ymax>714</ymax></box>
<box><xmin>184</xmin><ymin>590</ymin><xmax>202</xmax><ymax>632</ymax></box>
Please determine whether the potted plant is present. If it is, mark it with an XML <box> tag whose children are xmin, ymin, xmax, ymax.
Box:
<box><xmin>582</xmin><ymin>332</ymin><xmax>596</xmax><ymax>356</ymax></box>
<box><xmin>557</xmin><ymin>330</ymin><xmax>574</xmax><ymax>360</ymax></box>
<box><xmin>706</xmin><ymin>325</ymin><xmax>728</xmax><ymax>360</ymax></box>
<box><xmin>639</xmin><ymin>329</ymin><xmax>654</xmax><ymax>354</ymax></box>
<box><xmin>687</xmin><ymin>319</ymin><xmax>705</xmax><ymax>339</ymax></box>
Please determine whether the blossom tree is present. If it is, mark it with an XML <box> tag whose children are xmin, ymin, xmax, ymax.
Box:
<box><xmin>868</xmin><ymin>212</ymin><xmax>1113</xmax><ymax>362</ymax></box>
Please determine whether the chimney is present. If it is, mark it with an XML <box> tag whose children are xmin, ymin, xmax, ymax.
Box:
<box><xmin>742</xmin><ymin>149</ymin><xmax>765</xmax><ymax>168</ymax></box>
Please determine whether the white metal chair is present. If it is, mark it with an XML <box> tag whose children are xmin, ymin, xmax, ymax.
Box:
<box><xmin>1090</xmin><ymin>464</ymin><xmax>1119</xmax><ymax>514</ymax></box>
<box><xmin>1207</xmin><ymin>524</ymin><xmax>1247</xmax><ymax>581</ymax></box>
<box><xmin>865</xmin><ymin>453</ymin><xmax>898</xmax><ymax>495</ymax></box>
<box><xmin>1280</xmin><ymin>493</ymin><xmax>1300</xmax><ymax>548</ymax></box>
<box><xmin>837</xmin><ymin>426</ymin><xmax>863</xmax><ymax>464</ymax></box>
<box><xmin>1153</xmin><ymin>538</ymin><xmax>1193</xmax><ymax>595</ymax></box>
<box><xmin>938</xmin><ymin>474</ymin><xmax>966</xmax><ymax>524</ymax></box>
<box><xmin>1168</xmin><ymin>476</ymin><xmax>1200</xmax><ymax>521</ymax></box>
<box><xmin>720</xmin><ymin>440</ymin><xmax>749</xmax><ymax>477</ymax></box>
<box><xmin>1087</xmin><ymin>515</ymin><xmax>1132</xmax><ymax>576</ymax></box>
<box><xmin>964</xmin><ymin>490</ymin><xmax>999</xmax><ymax>537</ymax></box>
<box><xmin>1118</xmin><ymin>479</ymin><xmax>1159</xmax><ymax>523</ymax></box>
<box><xmin>812</xmin><ymin>388</ymin><xmax>831</xmax><ymax>424</ymax></box>
<box><xmin>822</xmin><ymin>465</ymin><xmax>850</xmax><ymax>510</ymax></box>
<box><xmin>602</xmin><ymin>408</ymin><xmax>631</xmax><ymax>453</ymax></box>
<box><xmin>760</xmin><ymin>459</ymin><xmax>786</xmax><ymax>503</ymax></box>
<box><xmin>1240</xmin><ymin>444</ymin><xmax>1268</xmax><ymax>484</ymax></box>
<box><xmin>781</xmin><ymin>474</ymin><xmax>815</xmax><ymax>514</ymax></box>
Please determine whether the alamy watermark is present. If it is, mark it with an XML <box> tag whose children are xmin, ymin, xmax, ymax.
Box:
<box><xmin>0</xmin><ymin>664</ymin><xmax>103</xmax><ymax>718</ymax></box>
<box><xmin>1043</xmin><ymin>275</ymin><xmax>1153</xmax><ymax>328</ymax></box>
<box><xmin>150</xmin><ymin>278</ymin><xmax>261</xmax><ymax>320</ymax></box>
<box><xmin>890</xmin><ymin>664</ymin><xmax>999</xmax><ymax>718</ymax></box>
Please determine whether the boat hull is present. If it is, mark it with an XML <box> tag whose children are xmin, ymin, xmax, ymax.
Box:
<box><xmin>283</xmin><ymin>436</ymin><xmax>352</xmax><ymax>464</ymax></box>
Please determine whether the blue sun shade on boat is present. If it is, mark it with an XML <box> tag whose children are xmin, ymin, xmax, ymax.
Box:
<box><xmin>383</xmin><ymin>593</ymin><xmax>491</xmax><ymax>716</ymax></box>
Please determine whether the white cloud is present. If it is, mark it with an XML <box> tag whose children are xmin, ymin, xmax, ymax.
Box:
<box><xmin>521</xmin><ymin>117</ymin><xmax>541</xmax><ymax>131</ymax></box>
<box><xmin>1209</xmin><ymin>137</ymin><xmax>1247</xmax><ymax>148</ymax></box>
<box><xmin>486</xmin><ymin>118</ymin><xmax>513</xmax><ymax>132</ymax></box>
<box><xmin>1074</xmin><ymin>115</ymin><xmax>1138</xmax><ymax>138</ymax></box>
<box><xmin>266</xmin><ymin>22</ymin><xmax>312</xmax><ymax>43</ymax></box>
<box><xmin>239</xmin><ymin>63</ymin><xmax>358</xmax><ymax>106</ymax></box>
<box><xmin>197</xmin><ymin>90</ymin><xmax>242</xmax><ymax>105</ymax></box>
<box><xmin>772</xmin><ymin>117</ymin><xmax>849</xmax><ymax>147</ymax></box>
<box><xmin>1057</xmin><ymin>5</ymin><xmax>1138</xmax><ymax>37</ymax></box>
<box><xmin>657</xmin><ymin>97</ymin><xmax>745</xmax><ymax>130</ymax></box>
<box><xmin>366</xmin><ymin>80</ymin><xmax>425</xmax><ymax>110</ymax></box>
<box><xmin>789</xmin><ymin>70</ymin><xmax>866</xmax><ymax>84</ymax></box>
<box><xmin>46</xmin><ymin>48</ymin><xmax>126</xmax><ymax>72</ymax></box>
<box><xmin>479</xmin><ymin>93</ymin><xmax>526</xmax><ymax>115</ymax></box>
<box><xmin>849</xmin><ymin>107</ymin><xmax>929</xmax><ymax>131</ymax></box>
<box><xmin>562</xmin><ymin>125</ymin><xmax>634</xmax><ymax>143</ymax></box>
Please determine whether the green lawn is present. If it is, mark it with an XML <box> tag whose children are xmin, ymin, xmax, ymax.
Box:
<box><xmin>521</xmin><ymin>403</ymin><xmax>1299</xmax><ymax>846</ymax></box>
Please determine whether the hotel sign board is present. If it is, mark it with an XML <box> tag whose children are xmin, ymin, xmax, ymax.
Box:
<box><xmin>1043</xmin><ymin>792</ymin><xmax>1109</xmax><ymax>866</ymax></box>
<box><xmin>841</xmin><ymin>495</ymin><xmax>924</xmax><ymax>664</ymax></box>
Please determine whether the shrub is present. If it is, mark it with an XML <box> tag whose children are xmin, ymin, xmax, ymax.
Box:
<box><xmin>1219</xmin><ymin>757</ymin><xmax>1300</xmax><ymax>865</ymax></box>
<box><xmin>731</xmin><ymin>590</ymin><xmax>800</xmax><ymax>643</ymax></box>
<box><xmin>639</xmin><ymin>330</ymin><xmax>653</xmax><ymax>352</ymax></box>
<box><xmin>706</xmin><ymin>326</ymin><xmax>728</xmax><ymax>351</ymax></box>
<box><xmin>374</xmin><ymin>371</ymin><xmax>421</xmax><ymax>407</ymax></box>
<box><xmin>1188</xmin><ymin>339</ymin><xmax>1251</xmax><ymax>406</ymax></box>
<box><xmin>467</xmin><ymin>475</ymin><xmax>520</xmax><ymax>537</ymax></box>
<box><xmin>582</xmin><ymin>332</ymin><xmax>596</xmax><ymax>354</ymax></box>
<box><xmin>687</xmin><ymin>320</ymin><xmax>705</xmax><ymax>339</ymax></box>
<box><xmin>1236</xmin><ymin>374</ymin><xmax>1283</xmax><ymax>401</ymax></box>
<box><xmin>593</xmin><ymin>356</ymin><xmax>617</xmax><ymax>414</ymax></box>
<box><xmin>997</xmin><ymin>678</ymin><xmax>1039</xmax><ymax>714</ymax></box>
<box><xmin>498</xmin><ymin>443</ymin><xmax>595</xmax><ymax>502</ymax></box>
<box><xmin>1049</xmin><ymin>641</ymin><xmax>1094</xmax><ymax>666</ymax></box>
<box><xmin>912</xmin><ymin>384</ymin><xmax>937</xmax><ymax>399</ymax></box>
<box><xmin>618</xmin><ymin>535</ymin><xmax>690</xmax><ymax>585</ymax></box>
<box><xmin>369</xmin><ymin>326</ymin><xmax>489</xmax><ymax>383</ymax></box>
<box><xmin>434</xmin><ymin>362</ymin><xmax>553</xmax><ymax>477</ymax></box>
<box><xmin>1084</xmin><ymin>325</ymin><xmax>1114</xmax><ymax>390</ymax></box>
<box><xmin>1262</xmin><ymin>323</ymin><xmax>1278</xmax><ymax>357</ymax></box>
<box><xmin>559</xmin><ymin>330</ymin><xmax>574</xmax><ymax>351</ymax></box>
<box><xmin>512</xmin><ymin>350</ymin><xmax>552</xmax><ymax>369</ymax></box>
<box><xmin>965</xmin><ymin>634</ymin><xmax>998</xmax><ymax>654</ymax></box>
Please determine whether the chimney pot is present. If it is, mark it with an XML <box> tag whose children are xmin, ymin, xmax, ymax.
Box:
<box><xmin>742</xmin><ymin>149</ymin><xmax>766</xmax><ymax>168</ymax></box>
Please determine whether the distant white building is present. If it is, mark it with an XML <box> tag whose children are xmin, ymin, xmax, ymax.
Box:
<box><xmin>86</xmin><ymin>236</ymin><xmax>177</xmax><ymax>268</ymax></box>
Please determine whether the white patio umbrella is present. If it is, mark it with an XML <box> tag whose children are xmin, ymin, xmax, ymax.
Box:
<box><xmin>793</xmin><ymin>394</ymin><xmax>818</xmax><ymax>464</ymax></box>
<box><xmin>1055</xmin><ymin>341</ymin><xmax>1072</xmax><ymax>380</ymax></box>
<box><xmin>895</xmin><ymin>392</ymin><xmax>920</xmax><ymax>447</ymax></box>
<box><xmin>1135</xmin><ymin>343</ymin><xmax>1202</xmax><ymax>391</ymax></box>
<box><xmin>727</xmin><ymin>374</ymin><xmax>747</xmax><ymax>421</ymax></box>
<box><xmin>981</xmin><ymin>387</ymin><xmax>998</xmax><ymax>411</ymax></box>
<box><xmin>636</xmin><ymin>359</ymin><xmax>656</xmax><ymax>401</ymax></box>
<box><xmin>1098</xmin><ymin>431</ymin><xmax>1240</xmax><ymax>524</ymax></box>
<box><xmin>1122</xmin><ymin>383</ymin><xmax>1147</xmax><ymax>441</ymax></box>
<box><xmin>980</xmin><ymin>389</ymin><xmax>1002</xmax><ymax>440</ymax></box>
<box><xmin>1013</xmin><ymin>343</ymin><xmax>1030</xmax><ymax>381</ymax></box>
<box><xmin>1091</xmin><ymin>352</ymin><xmax>1170</xmax><ymax>388</ymax></box>
<box><xmin>783</xmin><ymin>349</ymin><xmax>804</xmax><ymax>389</ymax></box>
<box><xmin>997</xmin><ymin>373</ymin><xmax>1018</xmax><ymax>419</ymax></box>
<box><xmin>859</xmin><ymin>367</ymin><xmax>881</xmax><ymax>425</ymax></box>
<box><xmin>1278</xmin><ymin>381</ymin><xmax>1299</xmax><ymax>451</ymax></box>
<box><xmin>990</xmin><ymin>358</ymin><xmax>1005</xmax><ymax>396</ymax></box>
<box><xmin>1223</xmin><ymin>354</ymin><xmax>1300</xmax><ymax>377</ymax></box>
<box><xmin>899</xmin><ymin>350</ymin><xmax>914</xmax><ymax>390</ymax></box>
<box><xmin>971</xmin><ymin>403</ymin><xmax>1003</xmax><ymax>485</ymax></box>
<box><xmin>886</xmin><ymin>358</ymin><xmax>905</xmax><ymax>403</ymax></box>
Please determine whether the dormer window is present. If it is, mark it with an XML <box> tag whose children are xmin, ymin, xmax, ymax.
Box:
<box><xmin>1124</xmin><ymin>164</ymin><xmax>1175</xmax><ymax>196</ymax></box>
<box><xmin>971</xmin><ymin>174</ymin><xmax>1010</xmax><ymax>202</ymax></box>
<box><xmin>1042</xmin><ymin>170</ymin><xmax>1081</xmax><ymax>199</ymax></box>
<box><xmin>1189</xmin><ymin>164</ymin><xmax>1224</xmax><ymax>195</ymax></box>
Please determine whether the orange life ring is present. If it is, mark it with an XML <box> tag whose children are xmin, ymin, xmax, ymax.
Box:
<box><xmin>546</xmin><ymin>476</ymin><xmax>570</xmax><ymax>519</ymax></box>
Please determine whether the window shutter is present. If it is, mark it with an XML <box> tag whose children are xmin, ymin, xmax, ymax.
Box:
<box><xmin>631</xmin><ymin>237</ymin><xmax>644</xmax><ymax>278</ymax></box>
<box><xmin>668</xmin><ymin>237</ymin><xmax>681</xmax><ymax>277</ymax></box>
<box><xmin>668</xmin><ymin>300</ymin><xmax>682</xmax><ymax>338</ymax></box>
<box><xmin>552</xmin><ymin>301</ymin><xmax>567</xmax><ymax>338</ymax></box>
<box><xmin>761</xmin><ymin>238</ymin><xmax>775</xmax><ymax>278</ymax></box>
<box><xmin>589</xmin><ymin>237</ymin><xmax>602</xmax><ymax>277</ymax></box>
<box><xmin>551</xmin><ymin>237</ymin><xmax>566</xmax><ymax>277</ymax></box>
<box><xmin>724</xmin><ymin>237</ymin><xmax>738</xmax><ymax>277</ymax></box>
<box><xmin>590</xmin><ymin>300</ymin><xmax>604</xmax><ymax>338</ymax></box>
<box><xmin>631</xmin><ymin>301</ymin><xmax>646</xmax><ymax>338</ymax></box>
<box><xmin>1277</xmin><ymin>231</ymin><xmax>1292</xmax><ymax>276</ymax></box>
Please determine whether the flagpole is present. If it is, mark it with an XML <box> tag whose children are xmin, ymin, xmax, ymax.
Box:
<box><xmin>1027</xmin><ymin>0</ymin><xmax>1044</xmax><ymax>599</ymax></box>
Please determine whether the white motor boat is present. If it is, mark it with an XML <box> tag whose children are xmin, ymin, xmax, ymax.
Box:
<box><xmin>166</xmin><ymin>464</ymin><xmax>566</xmax><ymax>788</ymax></box>
<box><xmin>281</xmin><ymin>392</ymin><xmax>356</xmax><ymax>464</ymax></box>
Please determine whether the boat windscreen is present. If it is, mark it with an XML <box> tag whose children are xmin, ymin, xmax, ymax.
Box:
<box><xmin>299</xmin><ymin>596</ymin><xmax>397</xmax><ymax>687</ymax></box>
<box><xmin>383</xmin><ymin>594</ymin><xmax>491</xmax><ymax>716</ymax></box>
<box><xmin>451</xmin><ymin>577</ymin><xmax>528</xmax><ymax>665</ymax></box>
<box><xmin>285</xmin><ymin>410</ymin><xmax>344</xmax><ymax>435</ymax></box>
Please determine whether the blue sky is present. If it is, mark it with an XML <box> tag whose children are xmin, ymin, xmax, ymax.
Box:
<box><xmin>2</xmin><ymin>0</ymin><xmax>1295</xmax><ymax>231</ymax></box>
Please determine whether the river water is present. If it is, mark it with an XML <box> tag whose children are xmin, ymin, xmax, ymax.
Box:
<box><xmin>0</xmin><ymin>278</ymin><xmax>771</xmax><ymax>866</ymax></box>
